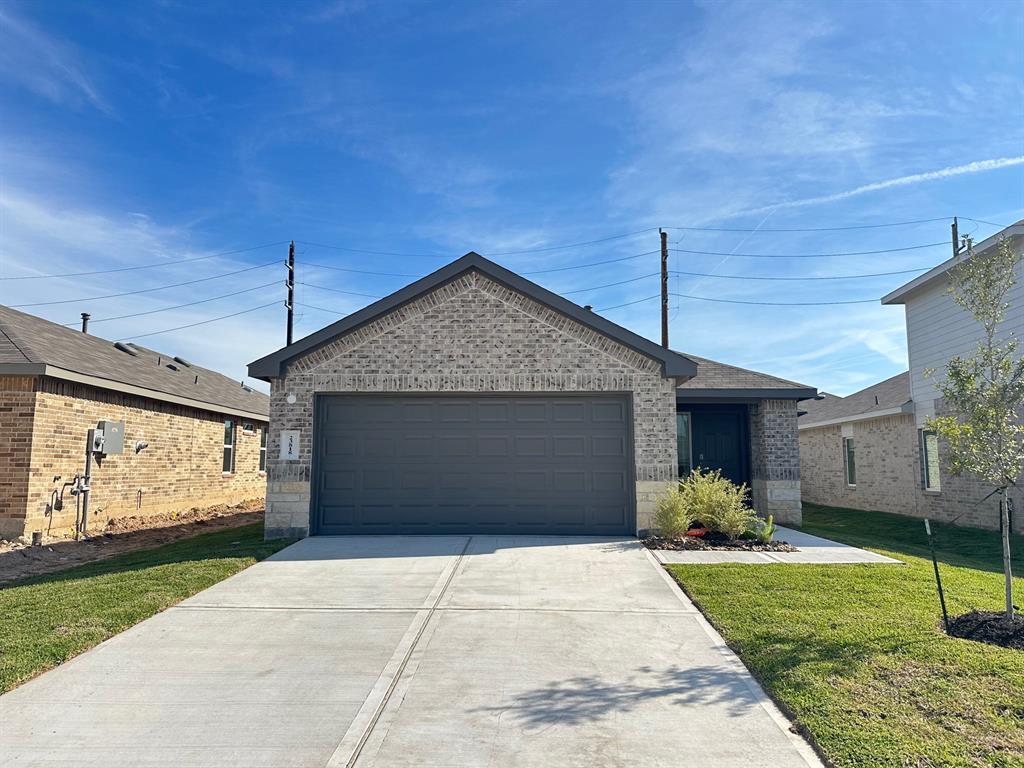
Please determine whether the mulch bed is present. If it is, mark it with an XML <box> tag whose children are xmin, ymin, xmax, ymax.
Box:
<box><xmin>947</xmin><ymin>610</ymin><xmax>1024</xmax><ymax>650</ymax></box>
<box><xmin>644</xmin><ymin>531</ymin><xmax>797</xmax><ymax>552</ymax></box>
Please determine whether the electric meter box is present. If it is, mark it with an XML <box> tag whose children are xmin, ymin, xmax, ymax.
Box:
<box><xmin>96</xmin><ymin>420</ymin><xmax>125</xmax><ymax>455</ymax></box>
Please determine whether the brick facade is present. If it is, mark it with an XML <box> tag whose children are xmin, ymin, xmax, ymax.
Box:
<box><xmin>264</xmin><ymin>270</ymin><xmax>680</xmax><ymax>538</ymax></box>
<box><xmin>0</xmin><ymin>376</ymin><xmax>267</xmax><ymax>541</ymax></box>
<box><xmin>749</xmin><ymin>399</ymin><xmax>802</xmax><ymax>525</ymax></box>
<box><xmin>800</xmin><ymin>413</ymin><xmax>1023</xmax><ymax>533</ymax></box>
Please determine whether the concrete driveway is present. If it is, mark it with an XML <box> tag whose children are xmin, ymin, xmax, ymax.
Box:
<box><xmin>1</xmin><ymin>536</ymin><xmax>821</xmax><ymax>767</ymax></box>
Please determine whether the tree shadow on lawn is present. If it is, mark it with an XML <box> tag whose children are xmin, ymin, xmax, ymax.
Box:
<box><xmin>474</xmin><ymin>664</ymin><xmax>774</xmax><ymax>728</ymax></box>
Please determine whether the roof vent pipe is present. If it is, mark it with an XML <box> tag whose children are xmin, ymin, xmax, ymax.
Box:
<box><xmin>583</xmin><ymin>305</ymin><xmax>592</xmax><ymax>312</ymax></box>
<box><xmin>80</xmin><ymin>313</ymin><xmax>90</xmax><ymax>334</ymax></box>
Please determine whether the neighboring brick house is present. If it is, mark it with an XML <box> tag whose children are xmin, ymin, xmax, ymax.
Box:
<box><xmin>248</xmin><ymin>252</ymin><xmax>815</xmax><ymax>539</ymax></box>
<box><xmin>800</xmin><ymin>220</ymin><xmax>1024</xmax><ymax>532</ymax></box>
<box><xmin>0</xmin><ymin>306</ymin><xmax>270</xmax><ymax>541</ymax></box>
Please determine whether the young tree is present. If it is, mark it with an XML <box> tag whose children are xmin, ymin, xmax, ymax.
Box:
<box><xmin>928</xmin><ymin>236</ymin><xmax>1024</xmax><ymax>620</ymax></box>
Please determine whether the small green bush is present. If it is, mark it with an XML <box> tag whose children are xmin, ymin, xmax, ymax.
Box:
<box><xmin>755</xmin><ymin>514</ymin><xmax>777</xmax><ymax>544</ymax></box>
<box><xmin>653</xmin><ymin>484</ymin><xmax>693</xmax><ymax>538</ymax></box>
<box><xmin>678</xmin><ymin>468</ymin><xmax>755</xmax><ymax>540</ymax></box>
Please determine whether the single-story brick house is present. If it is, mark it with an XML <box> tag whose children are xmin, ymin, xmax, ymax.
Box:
<box><xmin>0</xmin><ymin>306</ymin><xmax>270</xmax><ymax>541</ymax></box>
<box><xmin>800</xmin><ymin>371</ymin><xmax>1023</xmax><ymax>532</ymax></box>
<box><xmin>248</xmin><ymin>253</ymin><xmax>815</xmax><ymax>539</ymax></box>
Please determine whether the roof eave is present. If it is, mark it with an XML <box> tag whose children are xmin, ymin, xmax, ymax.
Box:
<box><xmin>677</xmin><ymin>387</ymin><xmax>818</xmax><ymax>401</ymax></box>
<box><xmin>0</xmin><ymin>363</ymin><xmax>269</xmax><ymax>421</ymax></box>
<box><xmin>882</xmin><ymin>222</ymin><xmax>1024</xmax><ymax>305</ymax></box>
<box><xmin>248</xmin><ymin>253</ymin><xmax>698</xmax><ymax>381</ymax></box>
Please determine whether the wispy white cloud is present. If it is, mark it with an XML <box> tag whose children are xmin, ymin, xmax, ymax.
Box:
<box><xmin>742</xmin><ymin>156</ymin><xmax>1024</xmax><ymax>215</ymax></box>
<box><xmin>0</xmin><ymin>7</ymin><xmax>111</xmax><ymax>114</ymax></box>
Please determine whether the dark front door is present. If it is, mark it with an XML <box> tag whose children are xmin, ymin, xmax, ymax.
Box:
<box><xmin>311</xmin><ymin>394</ymin><xmax>635</xmax><ymax>536</ymax></box>
<box><xmin>690</xmin><ymin>410</ymin><xmax>747</xmax><ymax>487</ymax></box>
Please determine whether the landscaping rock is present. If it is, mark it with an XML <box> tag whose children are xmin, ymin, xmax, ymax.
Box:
<box><xmin>644</xmin><ymin>532</ymin><xmax>797</xmax><ymax>552</ymax></box>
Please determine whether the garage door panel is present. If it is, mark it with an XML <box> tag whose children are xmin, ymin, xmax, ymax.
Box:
<box><xmin>313</xmin><ymin>395</ymin><xmax>633</xmax><ymax>535</ymax></box>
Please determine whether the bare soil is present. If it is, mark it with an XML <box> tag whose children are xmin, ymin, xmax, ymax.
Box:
<box><xmin>644</xmin><ymin>531</ymin><xmax>797</xmax><ymax>552</ymax></box>
<box><xmin>947</xmin><ymin>610</ymin><xmax>1024</xmax><ymax>650</ymax></box>
<box><xmin>0</xmin><ymin>499</ymin><xmax>265</xmax><ymax>585</ymax></box>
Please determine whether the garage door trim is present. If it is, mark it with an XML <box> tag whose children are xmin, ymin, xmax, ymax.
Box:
<box><xmin>308</xmin><ymin>392</ymin><xmax>637</xmax><ymax>536</ymax></box>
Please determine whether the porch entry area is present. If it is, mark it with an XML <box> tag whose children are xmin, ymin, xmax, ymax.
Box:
<box><xmin>677</xmin><ymin>404</ymin><xmax>751</xmax><ymax>488</ymax></box>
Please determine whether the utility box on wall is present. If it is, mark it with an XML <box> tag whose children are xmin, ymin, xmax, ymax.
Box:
<box><xmin>96</xmin><ymin>420</ymin><xmax>125</xmax><ymax>455</ymax></box>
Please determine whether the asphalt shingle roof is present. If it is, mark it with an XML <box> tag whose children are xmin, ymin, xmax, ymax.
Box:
<box><xmin>799</xmin><ymin>372</ymin><xmax>910</xmax><ymax>426</ymax></box>
<box><xmin>0</xmin><ymin>306</ymin><xmax>269</xmax><ymax>418</ymax></box>
<box><xmin>675</xmin><ymin>353</ymin><xmax>813</xmax><ymax>391</ymax></box>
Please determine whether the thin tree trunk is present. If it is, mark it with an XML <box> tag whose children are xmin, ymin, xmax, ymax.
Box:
<box><xmin>1001</xmin><ymin>489</ymin><xmax>1014</xmax><ymax>620</ymax></box>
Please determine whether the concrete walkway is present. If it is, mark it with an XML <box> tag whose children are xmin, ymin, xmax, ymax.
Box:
<box><xmin>652</xmin><ymin>526</ymin><xmax>900</xmax><ymax>565</ymax></box>
<box><xmin>1</xmin><ymin>536</ymin><xmax>823</xmax><ymax>768</ymax></box>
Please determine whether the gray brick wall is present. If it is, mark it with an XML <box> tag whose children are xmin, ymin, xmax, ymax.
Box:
<box><xmin>264</xmin><ymin>270</ymin><xmax>679</xmax><ymax>537</ymax></box>
<box><xmin>749</xmin><ymin>399</ymin><xmax>802</xmax><ymax>525</ymax></box>
<box><xmin>800</xmin><ymin>413</ymin><xmax>1023</xmax><ymax>533</ymax></box>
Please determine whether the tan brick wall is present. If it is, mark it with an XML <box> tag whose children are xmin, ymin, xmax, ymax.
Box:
<box><xmin>0</xmin><ymin>376</ymin><xmax>267</xmax><ymax>540</ymax></box>
<box><xmin>799</xmin><ymin>413</ymin><xmax>1023</xmax><ymax>533</ymax></box>
<box><xmin>265</xmin><ymin>270</ymin><xmax>680</xmax><ymax>538</ymax></box>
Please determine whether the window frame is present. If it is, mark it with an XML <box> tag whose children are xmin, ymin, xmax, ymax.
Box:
<box><xmin>919</xmin><ymin>428</ymin><xmax>941</xmax><ymax>491</ymax></box>
<box><xmin>258</xmin><ymin>425</ymin><xmax>267</xmax><ymax>473</ymax></box>
<box><xmin>222</xmin><ymin>419</ymin><xmax>236</xmax><ymax>474</ymax></box>
<box><xmin>843</xmin><ymin>436</ymin><xmax>856</xmax><ymax>487</ymax></box>
<box><xmin>677</xmin><ymin>411</ymin><xmax>693</xmax><ymax>478</ymax></box>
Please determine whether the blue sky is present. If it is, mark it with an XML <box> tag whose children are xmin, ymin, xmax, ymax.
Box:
<box><xmin>1</xmin><ymin>0</ymin><xmax>1021</xmax><ymax>395</ymax></box>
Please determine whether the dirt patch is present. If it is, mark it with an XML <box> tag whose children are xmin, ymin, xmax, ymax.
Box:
<box><xmin>0</xmin><ymin>500</ymin><xmax>265</xmax><ymax>586</ymax></box>
<box><xmin>644</xmin><ymin>532</ymin><xmax>797</xmax><ymax>552</ymax></box>
<box><xmin>947</xmin><ymin>610</ymin><xmax>1024</xmax><ymax>650</ymax></box>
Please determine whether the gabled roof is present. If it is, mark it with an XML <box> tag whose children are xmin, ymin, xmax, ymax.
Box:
<box><xmin>882</xmin><ymin>219</ymin><xmax>1024</xmax><ymax>305</ymax></box>
<box><xmin>0</xmin><ymin>306</ymin><xmax>269</xmax><ymax>420</ymax></box>
<box><xmin>249</xmin><ymin>252</ymin><xmax>699</xmax><ymax>381</ymax></box>
<box><xmin>798</xmin><ymin>372</ymin><xmax>912</xmax><ymax>428</ymax></box>
<box><xmin>676</xmin><ymin>352</ymin><xmax>816</xmax><ymax>400</ymax></box>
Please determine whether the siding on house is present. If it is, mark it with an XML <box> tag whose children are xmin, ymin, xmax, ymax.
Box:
<box><xmin>903</xmin><ymin>256</ymin><xmax>1024</xmax><ymax>422</ymax></box>
<box><xmin>0</xmin><ymin>376</ymin><xmax>267</xmax><ymax>540</ymax></box>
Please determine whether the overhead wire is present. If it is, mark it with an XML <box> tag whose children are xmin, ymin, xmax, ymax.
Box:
<box><xmin>61</xmin><ymin>281</ymin><xmax>280</xmax><ymax>326</ymax></box>
<box><xmin>0</xmin><ymin>241</ymin><xmax>289</xmax><ymax>281</ymax></box>
<box><xmin>662</xmin><ymin>216</ymin><xmax>950</xmax><ymax>233</ymax></box>
<box><xmin>669</xmin><ymin>241</ymin><xmax>946</xmax><ymax>259</ymax></box>
<box><xmin>11</xmin><ymin>260</ymin><xmax>279</xmax><ymax>308</ymax></box>
<box><xmin>118</xmin><ymin>301</ymin><xmax>280</xmax><ymax>341</ymax></box>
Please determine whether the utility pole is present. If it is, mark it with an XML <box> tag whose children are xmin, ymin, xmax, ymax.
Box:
<box><xmin>286</xmin><ymin>241</ymin><xmax>295</xmax><ymax>345</ymax></box>
<box><xmin>659</xmin><ymin>228</ymin><xmax>669</xmax><ymax>349</ymax></box>
<box><xmin>951</xmin><ymin>216</ymin><xmax>961</xmax><ymax>259</ymax></box>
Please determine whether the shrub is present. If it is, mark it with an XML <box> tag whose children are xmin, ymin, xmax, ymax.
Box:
<box><xmin>653</xmin><ymin>484</ymin><xmax>693</xmax><ymax>539</ymax></box>
<box><xmin>678</xmin><ymin>468</ymin><xmax>755</xmax><ymax>540</ymax></box>
<box><xmin>755</xmin><ymin>514</ymin><xmax>777</xmax><ymax>544</ymax></box>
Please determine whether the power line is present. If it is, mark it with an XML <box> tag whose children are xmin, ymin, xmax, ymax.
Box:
<box><xmin>560</xmin><ymin>272</ymin><xmax>660</xmax><ymax>294</ymax></box>
<box><xmin>118</xmin><ymin>301</ymin><xmax>280</xmax><ymax>341</ymax></box>
<box><xmin>670</xmin><ymin>292</ymin><xmax>877</xmax><ymax>306</ymax></box>
<box><xmin>295</xmin><ymin>228</ymin><xmax>655</xmax><ymax>260</ymax></box>
<box><xmin>669</xmin><ymin>266</ymin><xmax>931</xmax><ymax>281</ymax></box>
<box><xmin>304</xmin><ymin>262</ymin><xmax>420</xmax><ymax>278</ymax></box>
<box><xmin>669</xmin><ymin>241</ymin><xmax>945</xmax><ymax>259</ymax></box>
<box><xmin>62</xmin><ymin>281</ymin><xmax>279</xmax><ymax>326</ymax></box>
<box><xmin>10</xmin><ymin>261</ymin><xmax>278</xmax><ymax>308</ymax></box>
<box><xmin>296</xmin><ymin>301</ymin><xmax>347</xmax><ymax>315</ymax></box>
<box><xmin>0</xmin><ymin>241</ymin><xmax>289</xmax><ymax>281</ymax></box>
<box><xmin>663</xmin><ymin>216</ymin><xmax>950</xmax><ymax>233</ymax></box>
<box><xmin>961</xmin><ymin>216</ymin><xmax>1013</xmax><ymax>229</ymax></box>
<box><xmin>297</xmin><ymin>281</ymin><xmax>383</xmax><ymax>299</ymax></box>
<box><xmin>521</xmin><ymin>250</ymin><xmax>660</xmax><ymax>275</ymax></box>
<box><xmin>595</xmin><ymin>294</ymin><xmax>662</xmax><ymax>312</ymax></box>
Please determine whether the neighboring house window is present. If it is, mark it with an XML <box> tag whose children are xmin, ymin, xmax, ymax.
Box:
<box><xmin>223</xmin><ymin>419</ymin><xmax>236</xmax><ymax>473</ymax></box>
<box><xmin>920</xmin><ymin>429</ymin><xmax>941</xmax><ymax>490</ymax></box>
<box><xmin>259</xmin><ymin>426</ymin><xmax>267</xmax><ymax>472</ymax></box>
<box><xmin>242</xmin><ymin>421</ymin><xmax>256</xmax><ymax>435</ymax></box>
<box><xmin>677</xmin><ymin>412</ymin><xmax>692</xmax><ymax>477</ymax></box>
<box><xmin>843</xmin><ymin>437</ymin><xmax>856</xmax><ymax>486</ymax></box>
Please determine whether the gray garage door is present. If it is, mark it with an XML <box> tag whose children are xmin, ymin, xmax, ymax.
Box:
<box><xmin>312</xmin><ymin>394</ymin><xmax>634</xmax><ymax>535</ymax></box>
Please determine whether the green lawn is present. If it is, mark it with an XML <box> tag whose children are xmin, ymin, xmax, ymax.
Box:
<box><xmin>0</xmin><ymin>523</ymin><xmax>292</xmax><ymax>693</ymax></box>
<box><xmin>667</xmin><ymin>503</ymin><xmax>1024</xmax><ymax>768</ymax></box>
